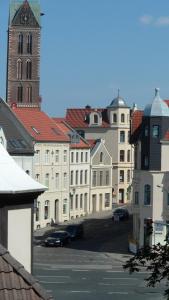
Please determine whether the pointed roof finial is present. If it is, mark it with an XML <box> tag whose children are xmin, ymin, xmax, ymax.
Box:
<box><xmin>155</xmin><ymin>87</ymin><xmax>160</xmax><ymax>97</ymax></box>
<box><xmin>117</xmin><ymin>88</ymin><xmax>120</xmax><ymax>97</ymax></box>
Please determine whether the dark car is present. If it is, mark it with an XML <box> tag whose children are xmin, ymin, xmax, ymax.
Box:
<box><xmin>112</xmin><ymin>208</ymin><xmax>129</xmax><ymax>221</ymax></box>
<box><xmin>44</xmin><ymin>230</ymin><xmax>71</xmax><ymax>247</ymax></box>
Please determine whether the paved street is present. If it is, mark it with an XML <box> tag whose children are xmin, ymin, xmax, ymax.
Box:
<box><xmin>33</xmin><ymin>211</ymin><xmax>165</xmax><ymax>300</ymax></box>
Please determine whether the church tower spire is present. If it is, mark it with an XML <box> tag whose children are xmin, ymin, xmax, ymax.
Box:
<box><xmin>6</xmin><ymin>0</ymin><xmax>41</xmax><ymax>109</ymax></box>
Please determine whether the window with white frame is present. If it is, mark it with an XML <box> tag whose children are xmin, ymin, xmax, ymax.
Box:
<box><xmin>36</xmin><ymin>201</ymin><xmax>40</xmax><ymax>221</ymax></box>
<box><xmin>105</xmin><ymin>193</ymin><xmax>110</xmax><ymax>207</ymax></box>
<box><xmin>44</xmin><ymin>200</ymin><xmax>50</xmax><ymax>219</ymax></box>
<box><xmin>92</xmin><ymin>171</ymin><xmax>97</xmax><ymax>186</ymax></box>
<box><xmin>120</xmin><ymin>131</ymin><xmax>125</xmax><ymax>143</ymax></box>
<box><xmin>119</xmin><ymin>170</ymin><xmax>124</xmax><ymax>183</ymax></box>
<box><xmin>75</xmin><ymin>195</ymin><xmax>78</xmax><ymax>209</ymax></box>
<box><xmin>106</xmin><ymin>170</ymin><xmax>109</xmax><ymax>185</ymax></box>
<box><xmin>63</xmin><ymin>172</ymin><xmax>67</xmax><ymax>189</ymax></box>
<box><xmin>55</xmin><ymin>173</ymin><xmax>59</xmax><ymax>189</ymax></box>
<box><xmin>144</xmin><ymin>184</ymin><xmax>151</xmax><ymax>205</ymax></box>
<box><xmin>81</xmin><ymin>152</ymin><xmax>83</xmax><ymax>162</ymax></box>
<box><xmin>35</xmin><ymin>150</ymin><xmax>40</xmax><ymax>164</ymax></box>
<box><xmin>55</xmin><ymin>150</ymin><xmax>59</xmax><ymax>163</ymax></box>
<box><xmin>45</xmin><ymin>150</ymin><xmax>50</xmax><ymax>164</ymax></box>
<box><xmin>70</xmin><ymin>195</ymin><xmax>73</xmax><ymax>210</ymax></box>
<box><xmin>127</xmin><ymin>150</ymin><xmax>130</xmax><ymax>162</ymax></box>
<box><xmin>71</xmin><ymin>152</ymin><xmax>74</xmax><ymax>163</ymax></box>
<box><xmin>70</xmin><ymin>171</ymin><xmax>73</xmax><ymax>185</ymax></box>
<box><xmin>85</xmin><ymin>152</ymin><xmax>88</xmax><ymax>162</ymax></box>
<box><xmin>63</xmin><ymin>199</ymin><xmax>67</xmax><ymax>214</ymax></box>
<box><xmin>113</xmin><ymin>113</ymin><xmax>117</xmax><ymax>123</ymax></box>
<box><xmin>80</xmin><ymin>170</ymin><xmax>83</xmax><ymax>184</ymax></box>
<box><xmin>85</xmin><ymin>170</ymin><xmax>88</xmax><ymax>184</ymax></box>
<box><xmin>100</xmin><ymin>152</ymin><xmax>103</xmax><ymax>163</ymax></box>
<box><xmin>63</xmin><ymin>150</ymin><xmax>67</xmax><ymax>162</ymax></box>
<box><xmin>76</xmin><ymin>170</ymin><xmax>78</xmax><ymax>185</ymax></box>
<box><xmin>76</xmin><ymin>152</ymin><xmax>79</xmax><ymax>163</ymax></box>
<box><xmin>127</xmin><ymin>170</ymin><xmax>130</xmax><ymax>182</ymax></box>
<box><xmin>100</xmin><ymin>171</ymin><xmax>103</xmax><ymax>186</ymax></box>
<box><xmin>45</xmin><ymin>173</ymin><xmax>49</xmax><ymax>187</ymax></box>
<box><xmin>80</xmin><ymin>194</ymin><xmax>83</xmax><ymax>209</ymax></box>
<box><xmin>121</xmin><ymin>113</ymin><xmax>125</xmax><ymax>123</ymax></box>
<box><xmin>120</xmin><ymin>150</ymin><xmax>125</xmax><ymax>162</ymax></box>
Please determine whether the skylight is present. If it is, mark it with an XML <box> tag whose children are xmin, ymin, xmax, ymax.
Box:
<box><xmin>31</xmin><ymin>126</ymin><xmax>40</xmax><ymax>134</ymax></box>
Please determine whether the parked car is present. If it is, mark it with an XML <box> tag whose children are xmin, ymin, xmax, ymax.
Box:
<box><xmin>44</xmin><ymin>230</ymin><xmax>71</xmax><ymax>247</ymax></box>
<box><xmin>112</xmin><ymin>208</ymin><xmax>129</xmax><ymax>221</ymax></box>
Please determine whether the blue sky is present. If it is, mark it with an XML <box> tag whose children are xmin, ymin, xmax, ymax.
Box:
<box><xmin>1</xmin><ymin>0</ymin><xmax>169</xmax><ymax>116</ymax></box>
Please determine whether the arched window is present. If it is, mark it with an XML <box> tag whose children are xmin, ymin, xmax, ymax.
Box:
<box><xmin>26</xmin><ymin>60</ymin><xmax>32</xmax><ymax>79</ymax></box>
<box><xmin>94</xmin><ymin>114</ymin><xmax>98</xmax><ymax>124</ymax></box>
<box><xmin>144</xmin><ymin>184</ymin><xmax>151</xmax><ymax>205</ymax></box>
<box><xmin>17</xmin><ymin>59</ymin><xmax>22</xmax><ymax>79</ymax></box>
<box><xmin>44</xmin><ymin>200</ymin><xmax>50</xmax><ymax>219</ymax></box>
<box><xmin>27</xmin><ymin>32</ymin><xmax>32</xmax><ymax>54</ymax></box>
<box><xmin>17</xmin><ymin>84</ymin><xmax>23</xmax><ymax>102</ymax></box>
<box><xmin>113</xmin><ymin>113</ymin><xmax>117</xmax><ymax>123</ymax></box>
<box><xmin>26</xmin><ymin>85</ymin><xmax>32</xmax><ymax>102</ymax></box>
<box><xmin>18</xmin><ymin>33</ymin><xmax>23</xmax><ymax>54</ymax></box>
<box><xmin>121</xmin><ymin>114</ymin><xmax>125</xmax><ymax>123</ymax></box>
<box><xmin>100</xmin><ymin>152</ymin><xmax>103</xmax><ymax>163</ymax></box>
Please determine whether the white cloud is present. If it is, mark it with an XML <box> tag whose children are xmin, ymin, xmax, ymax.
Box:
<box><xmin>139</xmin><ymin>15</ymin><xmax>169</xmax><ymax>27</ymax></box>
<box><xmin>155</xmin><ymin>16</ymin><xmax>169</xmax><ymax>26</ymax></box>
<box><xmin>139</xmin><ymin>15</ymin><xmax>153</xmax><ymax>25</ymax></box>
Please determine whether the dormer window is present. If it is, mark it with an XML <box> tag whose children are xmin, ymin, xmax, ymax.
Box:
<box><xmin>94</xmin><ymin>114</ymin><xmax>98</xmax><ymax>124</ymax></box>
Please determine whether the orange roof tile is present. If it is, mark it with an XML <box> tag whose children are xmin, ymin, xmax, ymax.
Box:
<box><xmin>13</xmin><ymin>108</ymin><xmax>69</xmax><ymax>142</ymax></box>
<box><xmin>131</xmin><ymin>110</ymin><xmax>143</xmax><ymax>134</ymax></box>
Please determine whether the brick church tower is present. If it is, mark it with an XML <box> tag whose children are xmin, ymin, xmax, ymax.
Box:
<box><xmin>6</xmin><ymin>0</ymin><xmax>41</xmax><ymax>108</ymax></box>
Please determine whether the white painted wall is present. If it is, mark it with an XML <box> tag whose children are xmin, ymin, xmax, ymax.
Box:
<box><xmin>8</xmin><ymin>208</ymin><xmax>31</xmax><ymax>273</ymax></box>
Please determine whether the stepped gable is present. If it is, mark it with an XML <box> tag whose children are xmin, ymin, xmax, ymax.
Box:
<box><xmin>0</xmin><ymin>244</ymin><xmax>53</xmax><ymax>300</ymax></box>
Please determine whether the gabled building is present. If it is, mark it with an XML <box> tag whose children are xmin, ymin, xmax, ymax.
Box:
<box><xmin>13</xmin><ymin>107</ymin><xmax>70</xmax><ymax>228</ymax></box>
<box><xmin>65</xmin><ymin>93</ymin><xmax>133</xmax><ymax>205</ymax></box>
<box><xmin>131</xmin><ymin>88</ymin><xmax>169</xmax><ymax>249</ymax></box>
<box><xmin>89</xmin><ymin>139</ymin><xmax>112</xmax><ymax>212</ymax></box>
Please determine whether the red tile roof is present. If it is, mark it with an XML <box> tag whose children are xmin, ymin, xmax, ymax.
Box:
<box><xmin>131</xmin><ymin>110</ymin><xmax>143</xmax><ymax>134</ymax></box>
<box><xmin>164</xmin><ymin>130</ymin><xmax>169</xmax><ymax>141</ymax></box>
<box><xmin>13</xmin><ymin>108</ymin><xmax>69</xmax><ymax>142</ymax></box>
<box><xmin>53</xmin><ymin>118</ymin><xmax>90</xmax><ymax>149</ymax></box>
<box><xmin>164</xmin><ymin>100</ymin><xmax>169</xmax><ymax>107</ymax></box>
<box><xmin>66</xmin><ymin>108</ymin><xmax>110</xmax><ymax>128</ymax></box>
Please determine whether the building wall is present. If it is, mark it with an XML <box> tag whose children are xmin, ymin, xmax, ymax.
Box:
<box><xmin>8</xmin><ymin>208</ymin><xmax>32</xmax><ymax>273</ymax></box>
<box><xmin>33</xmin><ymin>142</ymin><xmax>70</xmax><ymax>229</ymax></box>
<box><xmin>13</xmin><ymin>155</ymin><xmax>33</xmax><ymax>177</ymax></box>
<box><xmin>70</xmin><ymin>148</ymin><xmax>90</xmax><ymax>218</ymax></box>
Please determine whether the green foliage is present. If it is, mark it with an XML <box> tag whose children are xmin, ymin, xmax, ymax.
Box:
<box><xmin>123</xmin><ymin>242</ymin><xmax>169</xmax><ymax>299</ymax></box>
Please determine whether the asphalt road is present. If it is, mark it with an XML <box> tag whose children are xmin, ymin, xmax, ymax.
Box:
<box><xmin>33</xmin><ymin>214</ymin><xmax>165</xmax><ymax>300</ymax></box>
